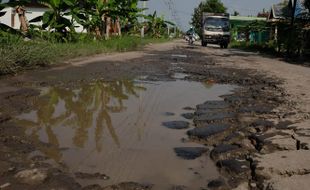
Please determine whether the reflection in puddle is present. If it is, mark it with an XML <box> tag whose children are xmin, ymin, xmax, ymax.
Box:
<box><xmin>15</xmin><ymin>79</ymin><xmax>234</xmax><ymax>189</ymax></box>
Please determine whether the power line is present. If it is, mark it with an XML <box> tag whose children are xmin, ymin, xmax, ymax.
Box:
<box><xmin>163</xmin><ymin>0</ymin><xmax>183</xmax><ymax>29</ymax></box>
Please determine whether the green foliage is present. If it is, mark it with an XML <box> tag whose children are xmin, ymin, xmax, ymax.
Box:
<box><xmin>145</xmin><ymin>11</ymin><xmax>174</xmax><ymax>38</ymax></box>
<box><xmin>191</xmin><ymin>0</ymin><xmax>227</xmax><ymax>34</ymax></box>
<box><xmin>229</xmin><ymin>40</ymin><xmax>277</xmax><ymax>55</ymax></box>
<box><xmin>28</xmin><ymin>0</ymin><xmax>77</xmax><ymax>41</ymax></box>
<box><xmin>1</xmin><ymin>0</ymin><xmax>176</xmax><ymax>41</ymax></box>
<box><xmin>230</xmin><ymin>0</ymin><xmax>309</xmax><ymax>59</ymax></box>
<box><xmin>26</xmin><ymin>0</ymin><xmax>146</xmax><ymax>41</ymax></box>
<box><xmin>238</xmin><ymin>20</ymin><xmax>269</xmax><ymax>33</ymax></box>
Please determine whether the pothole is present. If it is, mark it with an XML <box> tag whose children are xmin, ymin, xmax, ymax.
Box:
<box><xmin>14</xmin><ymin>78</ymin><xmax>235</xmax><ymax>189</ymax></box>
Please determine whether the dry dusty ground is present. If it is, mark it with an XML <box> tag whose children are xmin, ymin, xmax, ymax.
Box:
<box><xmin>0</xmin><ymin>40</ymin><xmax>309</xmax><ymax>190</ymax></box>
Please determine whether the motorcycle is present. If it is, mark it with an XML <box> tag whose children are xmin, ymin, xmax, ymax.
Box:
<box><xmin>185</xmin><ymin>34</ymin><xmax>195</xmax><ymax>45</ymax></box>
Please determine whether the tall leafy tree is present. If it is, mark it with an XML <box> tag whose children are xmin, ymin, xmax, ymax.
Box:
<box><xmin>191</xmin><ymin>0</ymin><xmax>227</xmax><ymax>34</ymax></box>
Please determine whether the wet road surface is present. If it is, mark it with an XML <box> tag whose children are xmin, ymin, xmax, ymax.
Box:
<box><xmin>1</xmin><ymin>41</ymin><xmax>309</xmax><ymax>190</ymax></box>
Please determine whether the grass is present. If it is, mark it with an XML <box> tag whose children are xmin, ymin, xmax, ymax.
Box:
<box><xmin>229</xmin><ymin>40</ymin><xmax>310</xmax><ymax>64</ymax></box>
<box><xmin>229</xmin><ymin>40</ymin><xmax>278</xmax><ymax>54</ymax></box>
<box><xmin>0</xmin><ymin>35</ymin><xmax>170</xmax><ymax>75</ymax></box>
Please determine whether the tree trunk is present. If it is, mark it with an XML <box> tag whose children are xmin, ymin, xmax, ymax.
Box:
<box><xmin>95</xmin><ymin>26</ymin><xmax>101</xmax><ymax>38</ymax></box>
<box><xmin>105</xmin><ymin>16</ymin><xmax>111</xmax><ymax>39</ymax></box>
<box><xmin>116</xmin><ymin>17</ymin><xmax>121</xmax><ymax>36</ymax></box>
<box><xmin>103</xmin><ymin>0</ymin><xmax>111</xmax><ymax>39</ymax></box>
<box><xmin>16</xmin><ymin>6</ymin><xmax>28</xmax><ymax>33</ymax></box>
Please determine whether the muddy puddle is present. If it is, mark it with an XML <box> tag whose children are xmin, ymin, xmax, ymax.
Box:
<box><xmin>14</xmin><ymin>79</ymin><xmax>235</xmax><ymax>189</ymax></box>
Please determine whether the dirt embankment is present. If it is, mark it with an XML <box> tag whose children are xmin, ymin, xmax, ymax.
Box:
<box><xmin>0</xmin><ymin>40</ymin><xmax>309</xmax><ymax>190</ymax></box>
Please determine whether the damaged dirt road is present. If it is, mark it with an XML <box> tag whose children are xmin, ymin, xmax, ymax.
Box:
<box><xmin>0</xmin><ymin>40</ymin><xmax>309</xmax><ymax>190</ymax></box>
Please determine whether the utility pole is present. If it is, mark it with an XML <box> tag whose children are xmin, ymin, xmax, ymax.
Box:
<box><xmin>140</xmin><ymin>0</ymin><xmax>148</xmax><ymax>38</ymax></box>
<box><xmin>164</xmin><ymin>0</ymin><xmax>182</xmax><ymax>31</ymax></box>
<box><xmin>290</xmin><ymin>0</ymin><xmax>298</xmax><ymax>27</ymax></box>
<box><xmin>287</xmin><ymin>0</ymin><xmax>298</xmax><ymax>57</ymax></box>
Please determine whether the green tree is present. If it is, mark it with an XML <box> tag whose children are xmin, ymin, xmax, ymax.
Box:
<box><xmin>191</xmin><ymin>0</ymin><xmax>227</xmax><ymax>34</ymax></box>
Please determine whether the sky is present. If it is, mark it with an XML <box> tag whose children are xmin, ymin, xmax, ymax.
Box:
<box><xmin>139</xmin><ymin>0</ymin><xmax>283</xmax><ymax>31</ymax></box>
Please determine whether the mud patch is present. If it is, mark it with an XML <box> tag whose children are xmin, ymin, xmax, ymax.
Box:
<box><xmin>162</xmin><ymin>121</ymin><xmax>190</xmax><ymax>129</ymax></box>
<box><xmin>187</xmin><ymin>124</ymin><xmax>232</xmax><ymax>141</ymax></box>
<box><xmin>174</xmin><ymin>147</ymin><xmax>208</xmax><ymax>160</ymax></box>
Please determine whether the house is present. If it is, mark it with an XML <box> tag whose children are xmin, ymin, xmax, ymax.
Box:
<box><xmin>268</xmin><ymin>0</ymin><xmax>308</xmax><ymax>40</ymax></box>
<box><xmin>267</xmin><ymin>1</ymin><xmax>289</xmax><ymax>40</ymax></box>
<box><xmin>230</xmin><ymin>16</ymin><xmax>268</xmax><ymax>44</ymax></box>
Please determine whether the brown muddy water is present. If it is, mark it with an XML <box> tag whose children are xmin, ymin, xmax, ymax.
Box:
<box><xmin>14</xmin><ymin>79</ymin><xmax>235</xmax><ymax>189</ymax></box>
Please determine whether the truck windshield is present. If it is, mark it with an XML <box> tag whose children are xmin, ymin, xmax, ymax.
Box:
<box><xmin>204</xmin><ymin>17</ymin><xmax>229</xmax><ymax>31</ymax></box>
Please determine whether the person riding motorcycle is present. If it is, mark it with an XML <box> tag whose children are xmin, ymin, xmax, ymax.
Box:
<box><xmin>186</xmin><ymin>27</ymin><xmax>195</xmax><ymax>45</ymax></box>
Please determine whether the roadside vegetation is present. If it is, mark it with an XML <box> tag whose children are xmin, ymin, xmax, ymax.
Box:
<box><xmin>0</xmin><ymin>33</ymin><xmax>169</xmax><ymax>75</ymax></box>
<box><xmin>191</xmin><ymin>0</ymin><xmax>310</xmax><ymax>61</ymax></box>
<box><xmin>0</xmin><ymin>0</ymin><xmax>177</xmax><ymax>75</ymax></box>
<box><xmin>229</xmin><ymin>0</ymin><xmax>310</xmax><ymax>61</ymax></box>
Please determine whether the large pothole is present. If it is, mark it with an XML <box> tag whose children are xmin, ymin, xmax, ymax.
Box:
<box><xmin>13</xmin><ymin>79</ymin><xmax>235</xmax><ymax>189</ymax></box>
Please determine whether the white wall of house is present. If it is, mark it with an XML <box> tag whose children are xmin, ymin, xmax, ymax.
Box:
<box><xmin>25</xmin><ymin>7</ymin><xmax>48</xmax><ymax>29</ymax></box>
<box><xmin>0</xmin><ymin>7</ymin><xmax>14</xmax><ymax>28</ymax></box>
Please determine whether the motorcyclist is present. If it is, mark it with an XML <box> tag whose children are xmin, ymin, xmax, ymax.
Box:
<box><xmin>186</xmin><ymin>27</ymin><xmax>195</xmax><ymax>36</ymax></box>
<box><xmin>186</xmin><ymin>27</ymin><xmax>195</xmax><ymax>44</ymax></box>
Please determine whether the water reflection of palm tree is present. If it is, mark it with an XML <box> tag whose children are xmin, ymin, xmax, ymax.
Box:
<box><xmin>16</xmin><ymin>80</ymin><xmax>145</xmax><ymax>161</ymax></box>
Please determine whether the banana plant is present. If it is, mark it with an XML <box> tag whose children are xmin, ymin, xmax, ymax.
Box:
<box><xmin>113</xmin><ymin>0</ymin><xmax>145</xmax><ymax>33</ymax></box>
<box><xmin>146</xmin><ymin>11</ymin><xmax>174</xmax><ymax>37</ymax></box>
<box><xmin>29</xmin><ymin>0</ymin><xmax>77</xmax><ymax>37</ymax></box>
<box><xmin>71</xmin><ymin>0</ymin><xmax>107</xmax><ymax>37</ymax></box>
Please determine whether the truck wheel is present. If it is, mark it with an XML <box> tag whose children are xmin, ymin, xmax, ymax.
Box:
<box><xmin>224</xmin><ymin>43</ymin><xmax>228</xmax><ymax>49</ymax></box>
<box><xmin>202</xmin><ymin>41</ymin><xmax>207</xmax><ymax>47</ymax></box>
<box><xmin>220</xmin><ymin>44</ymin><xmax>224</xmax><ymax>48</ymax></box>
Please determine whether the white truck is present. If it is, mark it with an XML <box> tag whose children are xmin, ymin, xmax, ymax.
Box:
<box><xmin>201</xmin><ymin>13</ymin><xmax>230</xmax><ymax>48</ymax></box>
